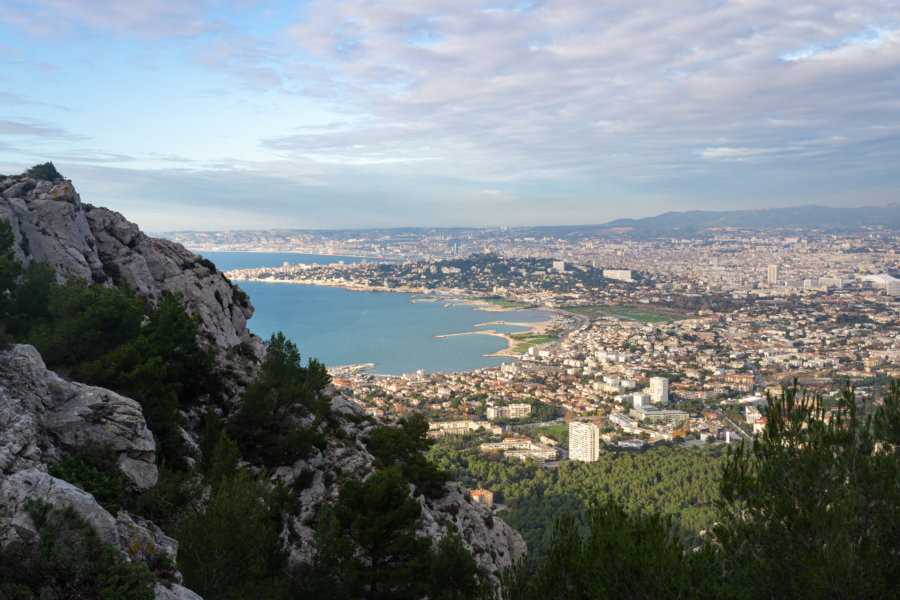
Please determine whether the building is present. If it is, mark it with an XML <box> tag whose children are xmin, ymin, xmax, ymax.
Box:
<box><xmin>630</xmin><ymin>405</ymin><xmax>688</xmax><ymax>425</ymax></box>
<box><xmin>767</xmin><ymin>264</ymin><xmax>779</xmax><ymax>285</ymax></box>
<box><xmin>428</xmin><ymin>420</ymin><xmax>501</xmax><ymax>438</ymax></box>
<box><xmin>486</xmin><ymin>403</ymin><xmax>531</xmax><ymax>420</ymax></box>
<box><xmin>569</xmin><ymin>421</ymin><xmax>600</xmax><ymax>462</ymax></box>
<box><xmin>603</xmin><ymin>269</ymin><xmax>633</xmax><ymax>282</ymax></box>
<box><xmin>650</xmin><ymin>377</ymin><xmax>669</xmax><ymax>404</ymax></box>
<box><xmin>470</xmin><ymin>489</ymin><xmax>494</xmax><ymax>508</ymax></box>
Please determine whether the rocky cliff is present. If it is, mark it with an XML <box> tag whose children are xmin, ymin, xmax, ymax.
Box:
<box><xmin>0</xmin><ymin>344</ymin><xmax>199</xmax><ymax>599</ymax></box>
<box><xmin>277</xmin><ymin>390</ymin><xmax>527</xmax><ymax>576</ymax></box>
<box><xmin>0</xmin><ymin>173</ymin><xmax>264</xmax><ymax>361</ymax></box>
<box><xmin>0</xmin><ymin>166</ymin><xmax>526</xmax><ymax>595</ymax></box>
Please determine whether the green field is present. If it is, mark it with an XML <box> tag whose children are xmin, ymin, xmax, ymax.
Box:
<box><xmin>530</xmin><ymin>424</ymin><xmax>569</xmax><ymax>445</ymax></box>
<box><xmin>565</xmin><ymin>305</ymin><xmax>695</xmax><ymax>323</ymax></box>
<box><xmin>482</xmin><ymin>298</ymin><xmax>529</xmax><ymax>309</ymax></box>
<box><xmin>509</xmin><ymin>332</ymin><xmax>557</xmax><ymax>353</ymax></box>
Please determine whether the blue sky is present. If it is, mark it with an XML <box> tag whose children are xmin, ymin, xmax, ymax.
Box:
<box><xmin>1</xmin><ymin>0</ymin><xmax>898</xmax><ymax>230</ymax></box>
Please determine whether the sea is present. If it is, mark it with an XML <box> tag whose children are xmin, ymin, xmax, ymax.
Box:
<box><xmin>201</xmin><ymin>251</ymin><xmax>554</xmax><ymax>375</ymax></box>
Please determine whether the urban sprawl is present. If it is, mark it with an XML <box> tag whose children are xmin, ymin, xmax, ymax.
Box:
<box><xmin>177</xmin><ymin>226</ymin><xmax>900</xmax><ymax>486</ymax></box>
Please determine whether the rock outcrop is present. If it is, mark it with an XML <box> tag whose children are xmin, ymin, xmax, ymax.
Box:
<box><xmin>0</xmin><ymin>345</ymin><xmax>199</xmax><ymax>599</ymax></box>
<box><xmin>0</xmin><ymin>344</ymin><xmax>156</xmax><ymax>490</ymax></box>
<box><xmin>276</xmin><ymin>389</ymin><xmax>527</xmax><ymax>578</ymax></box>
<box><xmin>0</xmin><ymin>167</ymin><xmax>526</xmax><ymax>592</ymax></box>
<box><xmin>0</xmin><ymin>173</ymin><xmax>264</xmax><ymax>361</ymax></box>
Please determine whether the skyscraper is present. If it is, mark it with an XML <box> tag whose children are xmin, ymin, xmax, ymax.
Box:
<box><xmin>650</xmin><ymin>377</ymin><xmax>669</xmax><ymax>404</ymax></box>
<box><xmin>569</xmin><ymin>421</ymin><xmax>600</xmax><ymax>462</ymax></box>
<box><xmin>767</xmin><ymin>264</ymin><xmax>779</xmax><ymax>285</ymax></box>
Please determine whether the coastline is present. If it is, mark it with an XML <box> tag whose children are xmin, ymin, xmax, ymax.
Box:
<box><xmin>233</xmin><ymin>275</ymin><xmax>565</xmax><ymax>359</ymax></box>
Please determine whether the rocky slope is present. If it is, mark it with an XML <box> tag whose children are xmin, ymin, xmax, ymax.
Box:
<box><xmin>0</xmin><ymin>173</ymin><xmax>264</xmax><ymax>361</ymax></box>
<box><xmin>277</xmin><ymin>390</ymin><xmax>527</xmax><ymax>575</ymax></box>
<box><xmin>0</xmin><ymin>344</ymin><xmax>199</xmax><ymax>599</ymax></box>
<box><xmin>0</xmin><ymin>167</ymin><xmax>526</xmax><ymax>593</ymax></box>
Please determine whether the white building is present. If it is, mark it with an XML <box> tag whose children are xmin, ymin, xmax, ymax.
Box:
<box><xmin>767</xmin><ymin>264</ymin><xmax>779</xmax><ymax>285</ymax></box>
<box><xmin>486</xmin><ymin>403</ymin><xmax>531</xmax><ymax>420</ymax></box>
<box><xmin>603</xmin><ymin>269</ymin><xmax>633</xmax><ymax>283</ymax></box>
<box><xmin>569</xmin><ymin>421</ymin><xmax>600</xmax><ymax>462</ymax></box>
<box><xmin>650</xmin><ymin>377</ymin><xmax>669</xmax><ymax>404</ymax></box>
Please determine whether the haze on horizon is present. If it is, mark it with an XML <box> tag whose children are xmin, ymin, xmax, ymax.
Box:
<box><xmin>1</xmin><ymin>1</ymin><xmax>898</xmax><ymax>232</ymax></box>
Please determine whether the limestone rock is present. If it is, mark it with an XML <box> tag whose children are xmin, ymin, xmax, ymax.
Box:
<box><xmin>154</xmin><ymin>583</ymin><xmax>204</xmax><ymax>600</ymax></box>
<box><xmin>117</xmin><ymin>512</ymin><xmax>183</xmax><ymax>584</ymax></box>
<box><xmin>0</xmin><ymin>174</ymin><xmax>265</xmax><ymax>364</ymax></box>
<box><xmin>0</xmin><ymin>344</ymin><xmax>157</xmax><ymax>491</ymax></box>
<box><xmin>278</xmin><ymin>390</ymin><xmax>527</xmax><ymax>580</ymax></box>
<box><xmin>0</xmin><ymin>469</ymin><xmax>119</xmax><ymax>547</ymax></box>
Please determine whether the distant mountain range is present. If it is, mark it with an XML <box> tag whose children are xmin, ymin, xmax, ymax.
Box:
<box><xmin>595</xmin><ymin>203</ymin><xmax>900</xmax><ymax>232</ymax></box>
<box><xmin>161</xmin><ymin>204</ymin><xmax>900</xmax><ymax>245</ymax></box>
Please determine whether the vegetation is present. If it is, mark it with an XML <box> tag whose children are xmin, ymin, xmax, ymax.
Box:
<box><xmin>25</xmin><ymin>161</ymin><xmax>64</xmax><ymax>181</ymax></box>
<box><xmin>492</xmin><ymin>382</ymin><xmax>900</xmax><ymax>599</ymax></box>
<box><xmin>300</xmin><ymin>468</ymin><xmax>482</xmax><ymax>600</ymax></box>
<box><xmin>430</xmin><ymin>442</ymin><xmax>724</xmax><ymax>568</ymax></box>
<box><xmin>0</xmin><ymin>500</ymin><xmax>155</xmax><ymax>600</ymax></box>
<box><xmin>49</xmin><ymin>442</ymin><xmax>129</xmax><ymax>514</ymax></box>
<box><xmin>14</xmin><ymin>274</ymin><xmax>219</xmax><ymax>468</ymax></box>
<box><xmin>0</xmin><ymin>219</ymin><xmax>22</xmax><ymax>347</ymax></box>
<box><xmin>565</xmin><ymin>304</ymin><xmax>695</xmax><ymax>322</ymax></box>
<box><xmin>226</xmin><ymin>332</ymin><xmax>330</xmax><ymax>466</ymax></box>
<box><xmin>509</xmin><ymin>332</ymin><xmax>558</xmax><ymax>353</ymax></box>
<box><xmin>712</xmin><ymin>382</ymin><xmax>900</xmax><ymax>599</ymax></box>
<box><xmin>367</xmin><ymin>413</ymin><xmax>451</xmax><ymax>498</ymax></box>
<box><xmin>176</xmin><ymin>435</ymin><xmax>294</xmax><ymax>600</ymax></box>
<box><xmin>482</xmin><ymin>297</ymin><xmax>528</xmax><ymax>309</ymax></box>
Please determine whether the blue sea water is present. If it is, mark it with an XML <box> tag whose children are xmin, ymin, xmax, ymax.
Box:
<box><xmin>199</xmin><ymin>251</ymin><xmax>378</xmax><ymax>271</ymax></box>
<box><xmin>202</xmin><ymin>251</ymin><xmax>553</xmax><ymax>375</ymax></box>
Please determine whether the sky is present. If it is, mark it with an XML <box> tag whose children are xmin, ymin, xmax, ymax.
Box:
<box><xmin>0</xmin><ymin>1</ymin><xmax>898</xmax><ymax>231</ymax></box>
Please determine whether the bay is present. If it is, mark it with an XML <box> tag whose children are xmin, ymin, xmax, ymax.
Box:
<box><xmin>198</xmin><ymin>251</ymin><xmax>377</xmax><ymax>272</ymax></box>
<box><xmin>201</xmin><ymin>251</ymin><xmax>553</xmax><ymax>375</ymax></box>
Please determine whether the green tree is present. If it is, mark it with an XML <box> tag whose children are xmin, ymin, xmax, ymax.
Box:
<box><xmin>176</xmin><ymin>438</ymin><xmax>292</xmax><ymax>600</ymax></box>
<box><xmin>0</xmin><ymin>219</ymin><xmax>22</xmax><ymax>345</ymax></box>
<box><xmin>428</xmin><ymin>533</ymin><xmax>484</xmax><ymax>600</ymax></box>
<box><xmin>227</xmin><ymin>332</ymin><xmax>329</xmax><ymax>466</ymax></box>
<box><xmin>497</xmin><ymin>498</ymin><xmax>696</xmax><ymax>599</ymax></box>
<box><xmin>714</xmin><ymin>382</ymin><xmax>900</xmax><ymax>599</ymax></box>
<box><xmin>368</xmin><ymin>413</ymin><xmax>450</xmax><ymax>498</ymax></box>
<box><xmin>330</xmin><ymin>468</ymin><xmax>432</xmax><ymax>600</ymax></box>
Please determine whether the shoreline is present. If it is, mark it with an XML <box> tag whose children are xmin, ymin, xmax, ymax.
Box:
<box><xmin>234</xmin><ymin>276</ymin><xmax>567</xmax><ymax>364</ymax></box>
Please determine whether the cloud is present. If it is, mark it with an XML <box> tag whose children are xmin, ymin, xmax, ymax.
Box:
<box><xmin>267</xmin><ymin>0</ymin><xmax>900</xmax><ymax>182</ymax></box>
<box><xmin>2</xmin><ymin>0</ymin><xmax>899</xmax><ymax>227</ymax></box>
<box><xmin>0</xmin><ymin>119</ymin><xmax>81</xmax><ymax>139</ymax></box>
<box><xmin>0</xmin><ymin>0</ymin><xmax>220</xmax><ymax>39</ymax></box>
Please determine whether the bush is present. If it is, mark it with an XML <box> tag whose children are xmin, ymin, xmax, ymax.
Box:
<box><xmin>25</xmin><ymin>162</ymin><xmax>63</xmax><ymax>181</ymax></box>
<box><xmin>0</xmin><ymin>500</ymin><xmax>155</xmax><ymax>600</ymax></box>
<box><xmin>176</xmin><ymin>470</ymin><xmax>292</xmax><ymax>600</ymax></box>
<box><xmin>49</xmin><ymin>442</ymin><xmax>127</xmax><ymax>514</ymax></box>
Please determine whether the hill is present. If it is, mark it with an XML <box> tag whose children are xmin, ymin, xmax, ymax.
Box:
<box><xmin>0</xmin><ymin>164</ymin><xmax>524</xmax><ymax>599</ymax></box>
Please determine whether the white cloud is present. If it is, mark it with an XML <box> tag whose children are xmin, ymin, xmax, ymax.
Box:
<box><xmin>2</xmin><ymin>0</ymin><xmax>899</xmax><ymax>226</ymax></box>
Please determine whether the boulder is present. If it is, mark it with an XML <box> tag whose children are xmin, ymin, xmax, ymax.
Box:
<box><xmin>0</xmin><ymin>344</ymin><xmax>157</xmax><ymax>491</ymax></box>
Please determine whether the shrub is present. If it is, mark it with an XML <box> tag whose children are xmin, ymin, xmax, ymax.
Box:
<box><xmin>49</xmin><ymin>442</ymin><xmax>127</xmax><ymax>513</ymax></box>
<box><xmin>0</xmin><ymin>500</ymin><xmax>155</xmax><ymax>600</ymax></box>
<box><xmin>25</xmin><ymin>162</ymin><xmax>63</xmax><ymax>181</ymax></box>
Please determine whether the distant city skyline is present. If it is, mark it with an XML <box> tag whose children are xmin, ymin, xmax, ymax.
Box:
<box><xmin>1</xmin><ymin>1</ymin><xmax>898</xmax><ymax>231</ymax></box>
